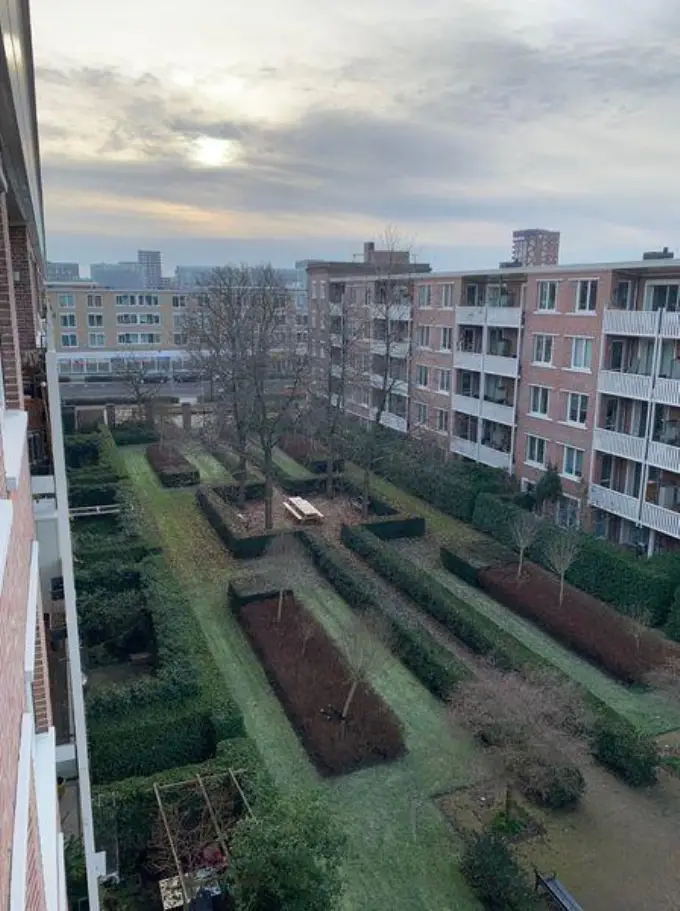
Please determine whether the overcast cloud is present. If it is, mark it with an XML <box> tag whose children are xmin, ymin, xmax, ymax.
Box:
<box><xmin>31</xmin><ymin>0</ymin><xmax>680</xmax><ymax>270</ymax></box>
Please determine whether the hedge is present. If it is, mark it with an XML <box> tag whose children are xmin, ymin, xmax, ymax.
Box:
<box><xmin>68</xmin><ymin>482</ymin><xmax>121</xmax><ymax>508</ymax></box>
<box><xmin>146</xmin><ymin>443</ymin><xmax>200</xmax><ymax>487</ymax></box>
<box><xmin>440</xmin><ymin>540</ymin><xmax>515</xmax><ymax>587</ymax></box>
<box><xmin>358</xmin><ymin>512</ymin><xmax>426</xmax><ymax>540</ymax></box>
<box><xmin>299</xmin><ymin>530</ymin><xmax>471</xmax><ymax>698</ymax></box>
<box><xmin>279</xmin><ymin>434</ymin><xmax>345</xmax><ymax>474</ymax></box>
<box><xmin>592</xmin><ymin>716</ymin><xmax>659</xmax><ymax>787</ymax></box>
<box><xmin>110</xmin><ymin>423</ymin><xmax>160</xmax><ymax>446</ymax></box>
<box><xmin>461</xmin><ymin>831</ymin><xmax>540</xmax><ymax>910</ymax></box>
<box><xmin>196</xmin><ymin>485</ymin><xmax>282</xmax><ymax>558</ymax></box>
<box><xmin>229</xmin><ymin>575</ymin><xmax>287</xmax><ymax>611</ymax></box>
<box><xmin>246</xmin><ymin>443</ymin><xmax>326</xmax><ymax>497</ymax></box>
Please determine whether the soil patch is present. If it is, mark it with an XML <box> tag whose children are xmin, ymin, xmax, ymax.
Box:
<box><xmin>237</xmin><ymin>594</ymin><xmax>405</xmax><ymax>776</ymax></box>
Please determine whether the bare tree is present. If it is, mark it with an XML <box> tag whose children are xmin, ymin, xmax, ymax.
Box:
<box><xmin>544</xmin><ymin>532</ymin><xmax>580</xmax><ymax>606</ymax></box>
<box><xmin>264</xmin><ymin>534</ymin><xmax>311</xmax><ymax>624</ymax></box>
<box><xmin>509</xmin><ymin>511</ymin><xmax>540</xmax><ymax>581</ymax></box>
<box><xmin>340</xmin><ymin>611</ymin><xmax>392</xmax><ymax>720</ymax></box>
<box><xmin>117</xmin><ymin>358</ymin><xmax>159</xmax><ymax>425</ymax></box>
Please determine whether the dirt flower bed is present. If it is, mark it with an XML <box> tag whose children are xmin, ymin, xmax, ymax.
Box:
<box><xmin>279</xmin><ymin>434</ymin><xmax>343</xmax><ymax>473</ymax></box>
<box><xmin>479</xmin><ymin>562</ymin><xmax>680</xmax><ymax>683</ymax></box>
<box><xmin>237</xmin><ymin>594</ymin><xmax>405</xmax><ymax>775</ymax></box>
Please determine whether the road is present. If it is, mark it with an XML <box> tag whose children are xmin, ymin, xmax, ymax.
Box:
<box><xmin>59</xmin><ymin>380</ymin><xmax>211</xmax><ymax>402</ymax></box>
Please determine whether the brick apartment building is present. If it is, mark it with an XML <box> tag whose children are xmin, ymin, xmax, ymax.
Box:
<box><xmin>0</xmin><ymin>3</ymin><xmax>102</xmax><ymax>910</ymax></box>
<box><xmin>309</xmin><ymin>250</ymin><xmax>680</xmax><ymax>556</ymax></box>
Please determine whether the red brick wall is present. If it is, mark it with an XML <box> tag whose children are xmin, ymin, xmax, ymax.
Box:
<box><xmin>25</xmin><ymin>781</ymin><xmax>48</xmax><ymax>911</ymax></box>
<box><xmin>0</xmin><ymin>195</ymin><xmax>24</xmax><ymax>408</ymax></box>
<box><xmin>9</xmin><ymin>224</ymin><xmax>39</xmax><ymax>356</ymax></box>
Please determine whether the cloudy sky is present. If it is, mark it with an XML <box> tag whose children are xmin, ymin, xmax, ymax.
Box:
<box><xmin>31</xmin><ymin>0</ymin><xmax>680</xmax><ymax>272</ymax></box>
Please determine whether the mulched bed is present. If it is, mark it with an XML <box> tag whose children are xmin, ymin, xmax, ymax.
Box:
<box><xmin>479</xmin><ymin>562</ymin><xmax>680</xmax><ymax>684</ymax></box>
<box><xmin>237</xmin><ymin>595</ymin><xmax>405</xmax><ymax>775</ymax></box>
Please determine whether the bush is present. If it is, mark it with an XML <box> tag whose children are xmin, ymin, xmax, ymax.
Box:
<box><xmin>665</xmin><ymin>586</ymin><xmax>680</xmax><ymax>642</ymax></box>
<box><xmin>592</xmin><ymin>717</ymin><xmax>659</xmax><ymax>787</ymax></box>
<box><xmin>279</xmin><ymin>433</ymin><xmax>345</xmax><ymax>474</ymax></box>
<box><xmin>517</xmin><ymin>756</ymin><xmax>585</xmax><ymax>809</ymax></box>
<box><xmin>146</xmin><ymin>443</ymin><xmax>199</xmax><ymax>487</ymax></box>
<box><xmin>461</xmin><ymin>831</ymin><xmax>540</xmax><ymax>910</ymax></box>
<box><xmin>358</xmin><ymin>513</ymin><xmax>426</xmax><ymax>539</ymax></box>
<box><xmin>196</xmin><ymin>485</ymin><xmax>281</xmax><ymax>558</ymax></box>
<box><xmin>440</xmin><ymin>540</ymin><xmax>515</xmax><ymax>587</ymax></box>
<box><xmin>68</xmin><ymin>482</ymin><xmax>120</xmax><ymax>508</ymax></box>
<box><xmin>111</xmin><ymin>423</ymin><xmax>159</xmax><ymax>445</ymax></box>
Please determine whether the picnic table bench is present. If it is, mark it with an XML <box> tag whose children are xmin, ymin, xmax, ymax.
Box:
<box><xmin>283</xmin><ymin>496</ymin><xmax>324</xmax><ymax>524</ymax></box>
<box><xmin>535</xmin><ymin>870</ymin><xmax>583</xmax><ymax>911</ymax></box>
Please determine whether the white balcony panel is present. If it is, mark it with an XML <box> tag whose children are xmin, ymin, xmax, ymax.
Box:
<box><xmin>647</xmin><ymin>441</ymin><xmax>680</xmax><ymax>474</ymax></box>
<box><xmin>378</xmin><ymin>411</ymin><xmax>407</xmax><ymax>433</ymax></box>
<box><xmin>603</xmin><ymin>309</ymin><xmax>658</xmax><ymax>337</ymax></box>
<box><xmin>481</xmin><ymin>399</ymin><xmax>515</xmax><ymax>425</ymax></box>
<box><xmin>477</xmin><ymin>444</ymin><xmax>512</xmax><ymax>471</ymax></box>
<box><xmin>484</xmin><ymin>354</ymin><xmax>519</xmax><ymax>378</ymax></box>
<box><xmin>456</xmin><ymin>306</ymin><xmax>486</xmax><ymax>326</ymax></box>
<box><xmin>486</xmin><ymin>307</ymin><xmax>522</xmax><ymax>328</ymax></box>
<box><xmin>593</xmin><ymin>428</ymin><xmax>646</xmax><ymax>462</ymax></box>
<box><xmin>597</xmin><ymin>370</ymin><xmax>653</xmax><ymax>401</ymax></box>
<box><xmin>640</xmin><ymin>502</ymin><xmax>680</xmax><ymax>540</ymax></box>
<box><xmin>370</xmin><ymin>339</ymin><xmax>409</xmax><ymax>358</ymax></box>
<box><xmin>455</xmin><ymin>350</ymin><xmax>483</xmax><ymax>371</ymax></box>
<box><xmin>588</xmin><ymin>484</ymin><xmax>640</xmax><ymax>522</ymax></box>
<box><xmin>661</xmin><ymin>310</ymin><xmax>680</xmax><ymax>339</ymax></box>
<box><xmin>453</xmin><ymin>393</ymin><xmax>481</xmax><ymax>417</ymax></box>
<box><xmin>654</xmin><ymin>377</ymin><xmax>680</xmax><ymax>407</ymax></box>
<box><xmin>451</xmin><ymin>436</ymin><xmax>478</xmax><ymax>460</ymax></box>
<box><xmin>330</xmin><ymin>363</ymin><xmax>342</xmax><ymax>377</ymax></box>
<box><xmin>370</xmin><ymin>374</ymin><xmax>408</xmax><ymax>396</ymax></box>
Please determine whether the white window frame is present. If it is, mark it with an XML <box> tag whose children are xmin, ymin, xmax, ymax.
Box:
<box><xmin>436</xmin><ymin>408</ymin><xmax>449</xmax><ymax>433</ymax></box>
<box><xmin>59</xmin><ymin>313</ymin><xmax>76</xmax><ymax>328</ymax></box>
<box><xmin>438</xmin><ymin>368</ymin><xmax>451</xmax><ymax>393</ymax></box>
<box><xmin>563</xmin><ymin>445</ymin><xmax>584</xmax><ymax>479</ymax></box>
<box><xmin>61</xmin><ymin>333</ymin><xmax>77</xmax><ymax>348</ymax></box>
<box><xmin>557</xmin><ymin>494</ymin><xmax>580</xmax><ymax>529</ymax></box>
<box><xmin>416</xmin><ymin>364</ymin><xmax>429</xmax><ymax>388</ymax></box>
<box><xmin>532</xmin><ymin>334</ymin><xmax>554</xmax><ymax>366</ymax></box>
<box><xmin>537</xmin><ymin>280</ymin><xmax>558</xmax><ymax>311</ymax></box>
<box><xmin>529</xmin><ymin>385</ymin><xmax>550</xmax><ymax>418</ymax></box>
<box><xmin>441</xmin><ymin>283</ymin><xmax>455</xmax><ymax>308</ymax></box>
<box><xmin>418</xmin><ymin>285</ymin><xmax>432</xmax><ymax>308</ymax></box>
<box><xmin>58</xmin><ymin>292</ymin><xmax>75</xmax><ymax>308</ymax></box>
<box><xmin>88</xmin><ymin>333</ymin><xmax>105</xmax><ymax>347</ymax></box>
<box><xmin>87</xmin><ymin>293</ymin><xmax>103</xmax><ymax>308</ymax></box>
<box><xmin>576</xmin><ymin>279</ymin><xmax>598</xmax><ymax>312</ymax></box>
<box><xmin>87</xmin><ymin>313</ymin><xmax>103</xmax><ymax>328</ymax></box>
<box><xmin>417</xmin><ymin>325</ymin><xmax>431</xmax><ymax>348</ymax></box>
<box><xmin>441</xmin><ymin>327</ymin><xmax>453</xmax><ymax>351</ymax></box>
<box><xmin>138</xmin><ymin>313</ymin><xmax>161</xmax><ymax>325</ymax></box>
<box><xmin>525</xmin><ymin>434</ymin><xmax>547</xmax><ymax>468</ymax></box>
<box><xmin>415</xmin><ymin>402</ymin><xmax>428</xmax><ymax>426</ymax></box>
<box><xmin>570</xmin><ymin>336</ymin><xmax>593</xmax><ymax>371</ymax></box>
<box><xmin>566</xmin><ymin>392</ymin><xmax>588</xmax><ymax>426</ymax></box>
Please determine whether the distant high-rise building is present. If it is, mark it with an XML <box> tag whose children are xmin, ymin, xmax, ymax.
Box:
<box><xmin>47</xmin><ymin>261</ymin><xmax>80</xmax><ymax>282</ymax></box>
<box><xmin>512</xmin><ymin>229</ymin><xmax>560</xmax><ymax>266</ymax></box>
<box><xmin>138</xmin><ymin>249</ymin><xmax>162</xmax><ymax>289</ymax></box>
<box><xmin>90</xmin><ymin>260</ymin><xmax>144</xmax><ymax>289</ymax></box>
<box><xmin>174</xmin><ymin>265</ymin><xmax>218</xmax><ymax>289</ymax></box>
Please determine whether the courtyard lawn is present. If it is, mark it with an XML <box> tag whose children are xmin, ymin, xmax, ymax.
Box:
<box><xmin>182</xmin><ymin>448</ymin><xmax>235</xmax><ymax>484</ymax></box>
<box><xmin>249</xmin><ymin>442</ymin><xmax>317</xmax><ymax>481</ymax></box>
<box><xmin>120</xmin><ymin>446</ymin><xmax>481</xmax><ymax>911</ymax></box>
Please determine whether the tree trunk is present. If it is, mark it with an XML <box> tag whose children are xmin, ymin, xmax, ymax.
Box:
<box><xmin>505</xmin><ymin>784</ymin><xmax>513</xmax><ymax>822</ymax></box>
<box><xmin>237</xmin><ymin>451</ymin><xmax>247</xmax><ymax>508</ymax></box>
<box><xmin>326</xmin><ymin>441</ymin><xmax>334</xmax><ymax>497</ymax></box>
<box><xmin>264</xmin><ymin>450</ymin><xmax>274</xmax><ymax>530</ymax></box>
<box><xmin>277</xmin><ymin>588</ymin><xmax>284</xmax><ymax>623</ymax></box>
<box><xmin>559</xmin><ymin>574</ymin><xmax>565</xmax><ymax>606</ymax></box>
<box><xmin>516</xmin><ymin>549</ymin><xmax>524</xmax><ymax>581</ymax></box>
<box><xmin>342</xmin><ymin>679</ymin><xmax>359</xmax><ymax>720</ymax></box>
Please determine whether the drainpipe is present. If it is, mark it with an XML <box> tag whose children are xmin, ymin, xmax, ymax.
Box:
<box><xmin>507</xmin><ymin>282</ymin><xmax>525</xmax><ymax>478</ymax></box>
<box><xmin>639</xmin><ymin>307</ymin><xmax>664</xmax><ymax>554</ymax></box>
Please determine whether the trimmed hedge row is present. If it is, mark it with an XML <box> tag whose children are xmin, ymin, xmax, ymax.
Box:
<box><xmin>299</xmin><ymin>529</ymin><xmax>470</xmax><ymax>699</ymax></box>
<box><xmin>110</xmin><ymin>423</ymin><xmax>159</xmax><ymax>446</ymax></box>
<box><xmin>358</xmin><ymin>512</ymin><xmax>426</xmax><ymax>540</ymax></box>
<box><xmin>462</xmin><ymin>831</ymin><xmax>540</xmax><ymax>910</ymax></box>
<box><xmin>196</xmin><ymin>484</ymin><xmax>282</xmax><ymax>558</ymax></box>
<box><xmin>279</xmin><ymin>433</ymin><xmax>345</xmax><ymax>474</ymax></box>
<box><xmin>146</xmin><ymin>443</ymin><xmax>200</xmax><ymax>487</ymax></box>
<box><xmin>246</xmin><ymin>443</ymin><xmax>327</xmax><ymax>497</ymax></box>
<box><xmin>440</xmin><ymin>539</ymin><xmax>516</xmax><ymax>587</ymax></box>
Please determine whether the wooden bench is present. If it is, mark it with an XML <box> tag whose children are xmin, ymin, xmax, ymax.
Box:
<box><xmin>284</xmin><ymin>497</ymin><xmax>324</xmax><ymax>524</ymax></box>
<box><xmin>535</xmin><ymin>870</ymin><xmax>583</xmax><ymax>911</ymax></box>
<box><xmin>284</xmin><ymin>501</ymin><xmax>306</xmax><ymax>522</ymax></box>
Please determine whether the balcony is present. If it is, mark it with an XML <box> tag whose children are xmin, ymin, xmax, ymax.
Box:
<box><xmin>456</xmin><ymin>306</ymin><xmax>486</xmax><ymax>326</ymax></box>
<box><xmin>478</xmin><ymin>443</ymin><xmax>512</xmax><ymax>471</ymax></box>
<box><xmin>486</xmin><ymin>307</ymin><xmax>522</xmax><ymax>328</ymax></box>
<box><xmin>484</xmin><ymin>353</ymin><xmax>519</xmax><ymax>378</ymax></box>
<box><xmin>640</xmin><ymin>501</ymin><xmax>680</xmax><ymax>540</ymax></box>
<box><xmin>371</xmin><ymin>373</ymin><xmax>408</xmax><ymax>397</ymax></box>
<box><xmin>654</xmin><ymin>377</ymin><xmax>680</xmax><ymax>407</ymax></box>
<box><xmin>453</xmin><ymin>393</ymin><xmax>480</xmax><ymax>417</ymax></box>
<box><xmin>370</xmin><ymin>339</ymin><xmax>409</xmax><ymax>358</ymax></box>
<box><xmin>588</xmin><ymin>484</ymin><xmax>640</xmax><ymax>522</ymax></box>
<box><xmin>603</xmin><ymin>310</ymin><xmax>659</xmax><ymax>337</ymax></box>
<box><xmin>648</xmin><ymin>441</ymin><xmax>680</xmax><ymax>474</ymax></box>
<box><xmin>456</xmin><ymin>349</ymin><xmax>483</xmax><ymax>371</ymax></box>
<box><xmin>451</xmin><ymin>435</ymin><xmax>478</xmax><ymax>460</ymax></box>
<box><xmin>481</xmin><ymin>398</ymin><xmax>515</xmax><ymax>425</ymax></box>
<box><xmin>661</xmin><ymin>310</ymin><xmax>680</xmax><ymax>339</ymax></box>
<box><xmin>597</xmin><ymin>370</ymin><xmax>653</xmax><ymax>401</ymax></box>
<box><xmin>593</xmin><ymin>428</ymin><xmax>646</xmax><ymax>463</ymax></box>
<box><xmin>378</xmin><ymin>411</ymin><xmax>407</xmax><ymax>433</ymax></box>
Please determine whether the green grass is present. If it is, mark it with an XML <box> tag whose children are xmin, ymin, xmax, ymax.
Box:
<box><xmin>182</xmin><ymin>448</ymin><xmax>234</xmax><ymax>484</ymax></box>
<box><xmin>120</xmin><ymin>446</ymin><xmax>481</xmax><ymax>911</ymax></box>
<box><xmin>249</xmin><ymin>442</ymin><xmax>317</xmax><ymax>481</ymax></box>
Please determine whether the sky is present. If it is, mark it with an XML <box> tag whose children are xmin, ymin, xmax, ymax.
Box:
<box><xmin>31</xmin><ymin>0</ymin><xmax>680</xmax><ymax>273</ymax></box>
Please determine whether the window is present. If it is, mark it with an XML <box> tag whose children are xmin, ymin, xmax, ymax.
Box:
<box><xmin>567</xmin><ymin>392</ymin><xmax>588</xmax><ymax>425</ymax></box>
<box><xmin>60</xmin><ymin>314</ymin><xmax>76</xmax><ymax>328</ymax></box>
<box><xmin>418</xmin><ymin>285</ymin><xmax>431</xmax><ymax>307</ymax></box>
<box><xmin>415</xmin><ymin>402</ymin><xmax>428</xmax><ymax>426</ymax></box>
<box><xmin>529</xmin><ymin>385</ymin><xmax>550</xmax><ymax>417</ymax></box>
<box><xmin>647</xmin><ymin>283</ymin><xmax>679</xmax><ymax>312</ymax></box>
<box><xmin>140</xmin><ymin>333</ymin><xmax>160</xmax><ymax>344</ymax></box>
<box><xmin>417</xmin><ymin>325</ymin><xmax>431</xmax><ymax>348</ymax></box>
<box><xmin>320</xmin><ymin>281</ymin><xmax>326</xmax><ymax>300</ymax></box>
<box><xmin>465</xmin><ymin>284</ymin><xmax>479</xmax><ymax>306</ymax></box>
<box><xmin>441</xmin><ymin>327</ymin><xmax>453</xmax><ymax>351</ymax></box>
<box><xmin>360</xmin><ymin>388</ymin><xmax>370</xmax><ymax>406</ymax></box>
<box><xmin>532</xmin><ymin>334</ymin><xmax>553</xmax><ymax>365</ymax></box>
<box><xmin>537</xmin><ymin>281</ymin><xmax>557</xmax><ymax>311</ymax></box>
<box><xmin>563</xmin><ymin>446</ymin><xmax>584</xmax><ymax>479</ymax></box>
<box><xmin>436</xmin><ymin>409</ymin><xmax>449</xmax><ymax>433</ymax></box>
<box><xmin>526</xmin><ymin>435</ymin><xmax>547</xmax><ymax>466</ymax></box>
<box><xmin>58</xmin><ymin>293</ymin><xmax>75</xmax><ymax>308</ymax></box>
<box><xmin>61</xmin><ymin>333</ymin><xmax>77</xmax><ymax>347</ymax></box>
<box><xmin>88</xmin><ymin>333</ymin><xmax>105</xmax><ymax>347</ymax></box>
<box><xmin>416</xmin><ymin>364</ymin><xmax>429</xmax><ymax>387</ymax></box>
<box><xmin>173</xmin><ymin>313</ymin><xmax>186</xmax><ymax>330</ymax></box>
<box><xmin>570</xmin><ymin>337</ymin><xmax>593</xmax><ymax>370</ymax></box>
<box><xmin>116</xmin><ymin>294</ymin><xmax>134</xmax><ymax>306</ymax></box>
<box><xmin>118</xmin><ymin>333</ymin><xmax>137</xmax><ymax>345</ymax></box>
<box><xmin>438</xmin><ymin>368</ymin><xmax>451</xmax><ymax>393</ymax></box>
<box><xmin>172</xmin><ymin>295</ymin><xmax>186</xmax><ymax>308</ymax></box>
<box><xmin>174</xmin><ymin>333</ymin><xmax>187</xmax><ymax>346</ymax></box>
<box><xmin>117</xmin><ymin>313</ymin><xmax>137</xmax><ymax>325</ymax></box>
<box><xmin>613</xmin><ymin>281</ymin><xmax>631</xmax><ymax>309</ymax></box>
<box><xmin>576</xmin><ymin>279</ymin><xmax>598</xmax><ymax>312</ymax></box>
<box><xmin>557</xmin><ymin>496</ymin><xmax>580</xmax><ymax>529</ymax></box>
<box><xmin>87</xmin><ymin>313</ymin><xmax>103</xmax><ymax>328</ymax></box>
<box><xmin>139</xmin><ymin>313</ymin><xmax>160</xmax><ymax>325</ymax></box>
<box><xmin>311</xmin><ymin>281</ymin><xmax>318</xmax><ymax>299</ymax></box>
<box><xmin>442</xmin><ymin>284</ymin><xmax>455</xmax><ymax>308</ymax></box>
<box><xmin>140</xmin><ymin>294</ymin><xmax>159</xmax><ymax>306</ymax></box>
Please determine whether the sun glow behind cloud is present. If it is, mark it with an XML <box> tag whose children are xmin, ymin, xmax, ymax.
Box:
<box><xmin>189</xmin><ymin>136</ymin><xmax>239</xmax><ymax>168</ymax></box>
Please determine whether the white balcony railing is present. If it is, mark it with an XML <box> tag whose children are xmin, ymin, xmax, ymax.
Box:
<box><xmin>597</xmin><ymin>370</ymin><xmax>653</xmax><ymax>401</ymax></box>
<box><xmin>486</xmin><ymin>307</ymin><xmax>522</xmax><ymax>328</ymax></box>
<box><xmin>588</xmin><ymin>484</ymin><xmax>640</xmax><ymax>522</ymax></box>
<box><xmin>484</xmin><ymin>353</ymin><xmax>519</xmax><ymax>378</ymax></box>
<box><xmin>371</xmin><ymin>373</ymin><xmax>408</xmax><ymax>396</ymax></box>
<box><xmin>455</xmin><ymin>350</ymin><xmax>483</xmax><ymax>371</ymax></box>
<box><xmin>478</xmin><ymin>443</ymin><xmax>512</xmax><ymax>471</ymax></box>
<box><xmin>481</xmin><ymin>399</ymin><xmax>515</xmax><ymax>425</ymax></box>
<box><xmin>370</xmin><ymin>339</ymin><xmax>409</xmax><ymax>358</ymax></box>
<box><xmin>647</xmin><ymin>440</ymin><xmax>680</xmax><ymax>474</ymax></box>
<box><xmin>603</xmin><ymin>309</ymin><xmax>659</xmax><ymax>337</ymax></box>
<box><xmin>453</xmin><ymin>393</ymin><xmax>480</xmax><ymax>417</ymax></box>
<box><xmin>654</xmin><ymin>377</ymin><xmax>680</xmax><ymax>407</ymax></box>
<box><xmin>378</xmin><ymin>411</ymin><xmax>407</xmax><ymax>433</ymax></box>
<box><xmin>456</xmin><ymin>306</ymin><xmax>486</xmax><ymax>326</ymax></box>
<box><xmin>593</xmin><ymin>428</ymin><xmax>646</xmax><ymax>463</ymax></box>
<box><xmin>661</xmin><ymin>310</ymin><xmax>680</xmax><ymax>339</ymax></box>
<box><xmin>640</xmin><ymin>501</ymin><xmax>680</xmax><ymax>540</ymax></box>
<box><xmin>451</xmin><ymin>435</ymin><xmax>478</xmax><ymax>460</ymax></box>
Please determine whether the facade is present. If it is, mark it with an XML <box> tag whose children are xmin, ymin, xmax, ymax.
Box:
<box><xmin>312</xmin><ymin>254</ymin><xmax>680</xmax><ymax>554</ymax></box>
<box><xmin>0</xmin><ymin>1</ymin><xmax>101</xmax><ymax>908</ymax></box>
<box><xmin>512</xmin><ymin>229</ymin><xmax>560</xmax><ymax>267</ymax></box>
<box><xmin>137</xmin><ymin>249</ymin><xmax>162</xmax><ymax>289</ymax></box>
<box><xmin>46</xmin><ymin>262</ymin><xmax>80</xmax><ymax>282</ymax></box>
<box><xmin>89</xmin><ymin>261</ymin><xmax>143</xmax><ymax>290</ymax></box>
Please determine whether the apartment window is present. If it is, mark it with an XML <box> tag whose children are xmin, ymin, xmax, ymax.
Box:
<box><xmin>567</xmin><ymin>392</ymin><xmax>588</xmax><ymax>426</ymax></box>
<box><xmin>438</xmin><ymin>368</ymin><xmax>451</xmax><ymax>393</ymax></box>
<box><xmin>173</xmin><ymin>314</ymin><xmax>186</xmax><ymax>331</ymax></box>
<box><xmin>441</xmin><ymin>327</ymin><xmax>453</xmax><ymax>351</ymax></box>
<box><xmin>116</xmin><ymin>294</ymin><xmax>134</xmax><ymax>306</ymax></box>
<box><xmin>525</xmin><ymin>435</ymin><xmax>547</xmax><ymax>467</ymax></box>
<box><xmin>142</xmin><ymin>294</ymin><xmax>160</xmax><ymax>306</ymax></box>
<box><xmin>418</xmin><ymin>285</ymin><xmax>431</xmax><ymax>307</ymax></box>
<box><xmin>576</xmin><ymin>279</ymin><xmax>598</xmax><ymax>312</ymax></box>
<box><xmin>88</xmin><ymin>333</ymin><xmax>105</xmax><ymax>347</ymax></box>
<box><xmin>172</xmin><ymin>295</ymin><xmax>186</xmax><ymax>308</ymax></box>
<box><xmin>174</xmin><ymin>333</ymin><xmax>187</xmax><ymax>346</ymax></box>
<box><xmin>61</xmin><ymin>333</ymin><xmax>77</xmax><ymax>347</ymax></box>
<box><xmin>311</xmin><ymin>281</ymin><xmax>318</xmax><ymax>299</ymax></box>
<box><xmin>563</xmin><ymin>445</ymin><xmax>584</xmax><ymax>479</ymax></box>
<box><xmin>87</xmin><ymin>313</ymin><xmax>103</xmax><ymax>328</ymax></box>
<box><xmin>118</xmin><ymin>333</ymin><xmax>137</xmax><ymax>345</ymax></box>
<box><xmin>613</xmin><ymin>281</ymin><xmax>632</xmax><ymax>309</ymax></box>
<box><xmin>360</xmin><ymin>388</ymin><xmax>370</xmax><ymax>406</ymax></box>
<box><xmin>140</xmin><ymin>333</ymin><xmax>160</xmax><ymax>344</ymax></box>
<box><xmin>60</xmin><ymin>313</ymin><xmax>76</xmax><ymax>328</ymax></box>
<box><xmin>532</xmin><ymin>334</ymin><xmax>554</xmax><ymax>365</ymax></box>
<box><xmin>442</xmin><ymin>284</ymin><xmax>455</xmax><ymax>308</ymax></box>
<box><xmin>320</xmin><ymin>281</ymin><xmax>326</xmax><ymax>300</ymax></box>
<box><xmin>557</xmin><ymin>495</ymin><xmax>580</xmax><ymax>529</ymax></box>
<box><xmin>58</xmin><ymin>293</ymin><xmax>75</xmax><ymax>308</ymax></box>
<box><xmin>570</xmin><ymin>337</ymin><xmax>593</xmax><ymax>370</ymax></box>
<box><xmin>417</xmin><ymin>325</ymin><xmax>431</xmax><ymax>348</ymax></box>
<box><xmin>436</xmin><ymin>409</ymin><xmax>449</xmax><ymax>433</ymax></box>
<box><xmin>87</xmin><ymin>293</ymin><xmax>103</xmax><ymax>308</ymax></box>
<box><xmin>647</xmin><ymin>283</ymin><xmax>679</xmax><ymax>312</ymax></box>
<box><xmin>416</xmin><ymin>364</ymin><xmax>429</xmax><ymax>387</ymax></box>
<box><xmin>465</xmin><ymin>284</ymin><xmax>479</xmax><ymax>306</ymax></box>
<box><xmin>117</xmin><ymin>313</ymin><xmax>138</xmax><ymax>325</ymax></box>
<box><xmin>415</xmin><ymin>402</ymin><xmax>428</xmax><ymax>426</ymax></box>
<box><xmin>529</xmin><ymin>385</ymin><xmax>550</xmax><ymax>417</ymax></box>
<box><xmin>139</xmin><ymin>313</ymin><xmax>160</xmax><ymax>325</ymax></box>
<box><xmin>537</xmin><ymin>281</ymin><xmax>557</xmax><ymax>311</ymax></box>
